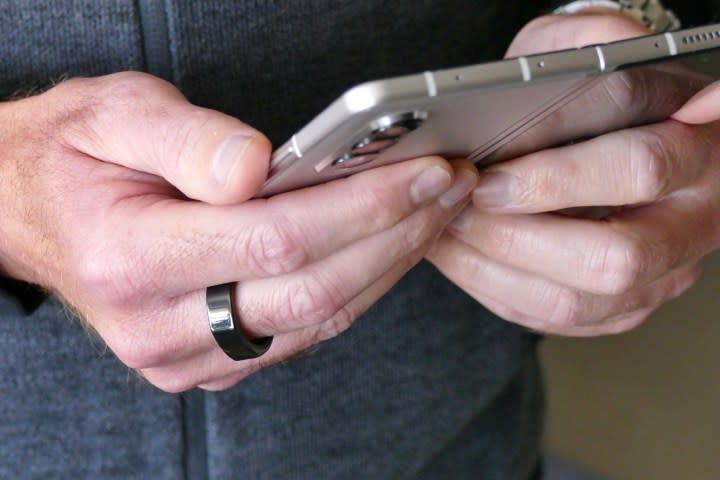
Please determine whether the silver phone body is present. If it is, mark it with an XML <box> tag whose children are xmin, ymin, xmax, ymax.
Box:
<box><xmin>259</xmin><ymin>25</ymin><xmax>720</xmax><ymax>197</ymax></box>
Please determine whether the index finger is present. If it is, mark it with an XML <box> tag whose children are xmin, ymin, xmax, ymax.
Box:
<box><xmin>109</xmin><ymin>155</ymin><xmax>455</xmax><ymax>298</ymax></box>
<box><xmin>473</xmin><ymin>120</ymin><xmax>715</xmax><ymax>213</ymax></box>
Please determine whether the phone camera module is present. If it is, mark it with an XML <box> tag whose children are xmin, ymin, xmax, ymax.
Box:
<box><xmin>371</xmin><ymin>111</ymin><xmax>426</xmax><ymax>137</ymax></box>
<box><xmin>331</xmin><ymin>153</ymin><xmax>378</xmax><ymax>169</ymax></box>
<box><xmin>330</xmin><ymin>111</ymin><xmax>427</xmax><ymax>170</ymax></box>
<box><xmin>351</xmin><ymin>138</ymin><xmax>396</xmax><ymax>155</ymax></box>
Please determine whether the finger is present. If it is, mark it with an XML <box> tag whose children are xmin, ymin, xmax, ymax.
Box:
<box><xmin>132</xmin><ymin>167</ymin><xmax>475</xmax><ymax>366</ymax></box>
<box><xmin>474</xmin><ymin>120</ymin><xmax>715</xmax><ymax>213</ymax></box>
<box><xmin>473</xmin><ymin>290</ymin><xmax>657</xmax><ymax>337</ymax></box>
<box><xmin>51</xmin><ymin>72</ymin><xmax>271</xmax><ymax>204</ymax></box>
<box><xmin>448</xmin><ymin>197</ymin><xmax>712</xmax><ymax>295</ymax></box>
<box><xmin>140</xmin><ymin>332</ymin><xmax>299</xmax><ymax>393</ymax></box>
<box><xmin>229</xmin><ymin>180</ymin><xmax>473</xmax><ymax>338</ymax></box>
<box><xmin>427</xmin><ymin>233</ymin><xmax>700</xmax><ymax>335</ymax></box>
<box><xmin>117</xmin><ymin>155</ymin><xmax>461</xmax><ymax>297</ymax></box>
<box><xmin>142</xmin><ymin>216</ymin><xmax>457</xmax><ymax>392</ymax></box>
<box><xmin>673</xmin><ymin>81</ymin><xmax>720</xmax><ymax>124</ymax></box>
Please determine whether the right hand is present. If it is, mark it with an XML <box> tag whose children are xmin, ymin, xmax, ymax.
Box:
<box><xmin>0</xmin><ymin>72</ymin><xmax>477</xmax><ymax>392</ymax></box>
<box><xmin>428</xmin><ymin>12</ymin><xmax>716</xmax><ymax>337</ymax></box>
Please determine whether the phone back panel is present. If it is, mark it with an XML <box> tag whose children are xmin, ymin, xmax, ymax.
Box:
<box><xmin>259</xmin><ymin>25</ymin><xmax>720</xmax><ymax>197</ymax></box>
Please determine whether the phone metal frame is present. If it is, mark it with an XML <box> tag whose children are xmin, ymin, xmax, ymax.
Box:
<box><xmin>259</xmin><ymin>25</ymin><xmax>720</xmax><ymax>197</ymax></box>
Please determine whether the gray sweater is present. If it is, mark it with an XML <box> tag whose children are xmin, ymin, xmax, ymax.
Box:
<box><xmin>7</xmin><ymin>0</ymin><xmax>710</xmax><ymax>478</ymax></box>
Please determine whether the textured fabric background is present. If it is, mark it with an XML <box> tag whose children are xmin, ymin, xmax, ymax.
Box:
<box><xmin>0</xmin><ymin>1</ymin><xmax>144</xmax><ymax>94</ymax></box>
<box><xmin>0</xmin><ymin>295</ymin><xmax>184</xmax><ymax>479</ymax></box>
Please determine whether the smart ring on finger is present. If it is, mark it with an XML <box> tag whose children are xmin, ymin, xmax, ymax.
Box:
<box><xmin>206</xmin><ymin>283</ymin><xmax>273</xmax><ymax>360</ymax></box>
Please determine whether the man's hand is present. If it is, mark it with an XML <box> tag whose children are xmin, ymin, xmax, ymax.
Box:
<box><xmin>0</xmin><ymin>72</ymin><xmax>478</xmax><ymax>391</ymax></box>
<box><xmin>427</xmin><ymin>11</ymin><xmax>720</xmax><ymax>336</ymax></box>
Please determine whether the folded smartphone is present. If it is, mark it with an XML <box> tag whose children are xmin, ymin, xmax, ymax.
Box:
<box><xmin>259</xmin><ymin>24</ymin><xmax>720</xmax><ymax>197</ymax></box>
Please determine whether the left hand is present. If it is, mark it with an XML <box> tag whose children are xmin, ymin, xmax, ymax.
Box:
<box><xmin>427</xmin><ymin>11</ymin><xmax>720</xmax><ymax>336</ymax></box>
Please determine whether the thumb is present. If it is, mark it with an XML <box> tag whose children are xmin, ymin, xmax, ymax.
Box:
<box><xmin>672</xmin><ymin>81</ymin><xmax>720</xmax><ymax>125</ymax></box>
<box><xmin>54</xmin><ymin>72</ymin><xmax>272</xmax><ymax>204</ymax></box>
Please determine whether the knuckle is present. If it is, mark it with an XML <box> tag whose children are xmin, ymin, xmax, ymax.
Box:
<box><xmin>337</xmin><ymin>170</ymin><xmax>407</xmax><ymax>233</ymax></box>
<box><xmin>607</xmin><ymin>71</ymin><xmax>648</xmax><ymax>114</ymax></box>
<box><xmin>628</xmin><ymin>132</ymin><xmax>672</xmax><ymax>201</ymax></box>
<box><xmin>543</xmin><ymin>287</ymin><xmax>584</xmax><ymax>327</ymax></box>
<box><xmin>483</xmin><ymin>220</ymin><xmax>520</xmax><ymax>262</ymax></box>
<box><xmin>315</xmin><ymin>306</ymin><xmax>357</xmax><ymax>342</ymax></box>
<box><xmin>461</xmin><ymin>248</ymin><xmax>492</xmax><ymax>284</ymax></box>
<box><xmin>396</xmin><ymin>211</ymin><xmax>436</xmax><ymax>254</ymax></box>
<box><xmin>591</xmin><ymin>233</ymin><xmax>647</xmax><ymax>295</ymax></box>
<box><xmin>353</xmin><ymin>181</ymin><xmax>399</xmax><ymax>231</ymax></box>
<box><xmin>73</xmin><ymin>247</ymin><xmax>147</xmax><ymax>308</ymax></box>
<box><xmin>399</xmin><ymin>222</ymin><xmax>425</xmax><ymax>253</ymax></box>
<box><xmin>515</xmin><ymin>174</ymin><xmax>546</xmax><ymax>206</ymax></box>
<box><xmin>283</xmin><ymin>273</ymin><xmax>343</xmax><ymax>326</ymax></box>
<box><xmin>240</xmin><ymin>219</ymin><xmax>307</xmax><ymax>277</ymax></box>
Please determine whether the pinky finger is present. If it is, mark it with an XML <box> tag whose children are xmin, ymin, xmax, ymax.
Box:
<box><xmin>469</xmin><ymin>288</ymin><xmax>658</xmax><ymax>337</ymax></box>
<box><xmin>143</xmin><ymin>332</ymin><xmax>304</xmax><ymax>393</ymax></box>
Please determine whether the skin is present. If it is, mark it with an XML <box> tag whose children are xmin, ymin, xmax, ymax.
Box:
<box><xmin>0</xmin><ymin>73</ymin><xmax>478</xmax><ymax>392</ymax></box>
<box><xmin>427</xmin><ymin>11</ymin><xmax>720</xmax><ymax>336</ymax></box>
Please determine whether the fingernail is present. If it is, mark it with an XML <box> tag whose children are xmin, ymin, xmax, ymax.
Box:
<box><xmin>439</xmin><ymin>169</ymin><xmax>478</xmax><ymax>208</ymax></box>
<box><xmin>473</xmin><ymin>171</ymin><xmax>517</xmax><ymax>208</ymax></box>
<box><xmin>213</xmin><ymin>134</ymin><xmax>254</xmax><ymax>185</ymax></box>
<box><xmin>411</xmin><ymin>166</ymin><xmax>452</xmax><ymax>204</ymax></box>
<box><xmin>448</xmin><ymin>205</ymin><xmax>475</xmax><ymax>232</ymax></box>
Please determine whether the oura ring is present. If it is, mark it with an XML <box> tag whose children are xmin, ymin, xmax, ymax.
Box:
<box><xmin>206</xmin><ymin>283</ymin><xmax>273</xmax><ymax>360</ymax></box>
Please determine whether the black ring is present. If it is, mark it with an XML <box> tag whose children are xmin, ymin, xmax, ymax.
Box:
<box><xmin>206</xmin><ymin>283</ymin><xmax>273</xmax><ymax>360</ymax></box>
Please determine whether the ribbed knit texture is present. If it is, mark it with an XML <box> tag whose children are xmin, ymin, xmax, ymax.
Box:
<box><xmin>0</xmin><ymin>1</ymin><xmax>144</xmax><ymax>95</ymax></box>
<box><xmin>0</xmin><ymin>296</ymin><xmax>184</xmax><ymax>479</ymax></box>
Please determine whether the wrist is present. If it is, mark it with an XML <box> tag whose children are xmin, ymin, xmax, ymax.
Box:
<box><xmin>0</xmin><ymin>99</ymin><xmax>53</xmax><ymax>286</ymax></box>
